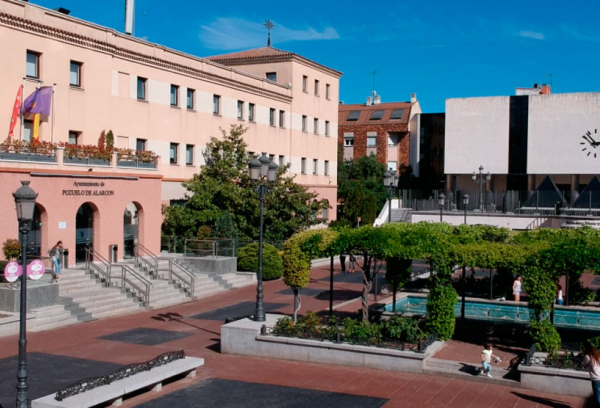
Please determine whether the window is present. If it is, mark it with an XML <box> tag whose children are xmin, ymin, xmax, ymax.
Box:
<box><xmin>136</xmin><ymin>138</ymin><xmax>146</xmax><ymax>151</ymax></box>
<box><xmin>186</xmin><ymin>145</ymin><xmax>194</xmax><ymax>165</ymax></box>
<box><xmin>170</xmin><ymin>84</ymin><xmax>179</xmax><ymax>106</ymax></box>
<box><xmin>68</xmin><ymin>131</ymin><xmax>80</xmax><ymax>145</ymax></box>
<box><xmin>347</xmin><ymin>111</ymin><xmax>361</xmax><ymax>121</ymax></box>
<box><xmin>367</xmin><ymin>135</ymin><xmax>377</xmax><ymax>147</ymax></box>
<box><xmin>324</xmin><ymin>160</ymin><xmax>329</xmax><ymax>176</ymax></box>
<box><xmin>302</xmin><ymin>115</ymin><xmax>307</xmax><ymax>132</ymax></box>
<box><xmin>187</xmin><ymin>88</ymin><xmax>195</xmax><ymax>109</ymax></box>
<box><xmin>313</xmin><ymin>159</ymin><xmax>318</xmax><ymax>174</ymax></box>
<box><xmin>23</xmin><ymin>120</ymin><xmax>33</xmax><ymax>142</ymax></box>
<box><xmin>325</xmin><ymin>121</ymin><xmax>330</xmax><ymax>136</ymax></box>
<box><xmin>26</xmin><ymin>51</ymin><xmax>40</xmax><ymax>79</ymax></box>
<box><xmin>248</xmin><ymin>103</ymin><xmax>255</xmax><ymax>122</ymax></box>
<box><xmin>326</xmin><ymin>84</ymin><xmax>331</xmax><ymax>99</ymax></box>
<box><xmin>137</xmin><ymin>77</ymin><xmax>147</xmax><ymax>100</ymax></box>
<box><xmin>279</xmin><ymin>155</ymin><xmax>285</xmax><ymax>167</ymax></box>
<box><xmin>237</xmin><ymin>101</ymin><xmax>244</xmax><ymax>119</ymax></box>
<box><xmin>279</xmin><ymin>110</ymin><xmax>285</xmax><ymax>128</ymax></box>
<box><xmin>69</xmin><ymin>61</ymin><xmax>82</xmax><ymax>87</ymax></box>
<box><xmin>301</xmin><ymin>158</ymin><xmax>306</xmax><ymax>174</ymax></box>
<box><xmin>302</xmin><ymin>76</ymin><xmax>307</xmax><ymax>92</ymax></box>
<box><xmin>314</xmin><ymin>80</ymin><xmax>319</xmax><ymax>96</ymax></box>
<box><xmin>170</xmin><ymin>143</ymin><xmax>179</xmax><ymax>164</ymax></box>
<box><xmin>344</xmin><ymin>135</ymin><xmax>354</xmax><ymax>146</ymax></box>
<box><xmin>388</xmin><ymin>134</ymin><xmax>399</xmax><ymax>146</ymax></box>
<box><xmin>266</xmin><ymin>72</ymin><xmax>277</xmax><ymax>82</ymax></box>
<box><xmin>314</xmin><ymin>118</ymin><xmax>319</xmax><ymax>135</ymax></box>
<box><xmin>213</xmin><ymin>95</ymin><xmax>221</xmax><ymax>115</ymax></box>
<box><xmin>322</xmin><ymin>207</ymin><xmax>328</xmax><ymax>220</ymax></box>
<box><xmin>269</xmin><ymin>108</ymin><xmax>276</xmax><ymax>126</ymax></box>
<box><xmin>269</xmin><ymin>154</ymin><xmax>275</xmax><ymax>162</ymax></box>
<box><xmin>390</xmin><ymin>109</ymin><xmax>405</xmax><ymax>119</ymax></box>
<box><xmin>370</xmin><ymin>110</ymin><xmax>384</xmax><ymax>120</ymax></box>
<box><xmin>387</xmin><ymin>161</ymin><xmax>398</xmax><ymax>172</ymax></box>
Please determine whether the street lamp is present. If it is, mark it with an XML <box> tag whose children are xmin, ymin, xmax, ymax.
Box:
<box><xmin>383</xmin><ymin>169</ymin><xmax>399</xmax><ymax>223</ymax></box>
<box><xmin>463</xmin><ymin>194</ymin><xmax>469</xmax><ymax>224</ymax></box>
<box><xmin>249</xmin><ymin>152</ymin><xmax>278</xmax><ymax>322</ymax></box>
<box><xmin>13</xmin><ymin>180</ymin><xmax>37</xmax><ymax>408</ymax></box>
<box><xmin>472</xmin><ymin>165</ymin><xmax>491</xmax><ymax>212</ymax></box>
<box><xmin>438</xmin><ymin>193</ymin><xmax>446</xmax><ymax>222</ymax></box>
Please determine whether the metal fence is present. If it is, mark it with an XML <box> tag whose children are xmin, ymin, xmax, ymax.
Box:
<box><xmin>160</xmin><ymin>236</ymin><xmax>284</xmax><ymax>257</ymax></box>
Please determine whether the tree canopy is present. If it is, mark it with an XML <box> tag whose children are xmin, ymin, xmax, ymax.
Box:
<box><xmin>162</xmin><ymin>125</ymin><xmax>330</xmax><ymax>242</ymax></box>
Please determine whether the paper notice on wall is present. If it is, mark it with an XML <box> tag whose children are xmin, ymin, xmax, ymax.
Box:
<box><xmin>58</xmin><ymin>222</ymin><xmax>66</xmax><ymax>229</ymax></box>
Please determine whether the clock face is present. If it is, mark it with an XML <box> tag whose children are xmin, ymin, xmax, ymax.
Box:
<box><xmin>580</xmin><ymin>129</ymin><xmax>599</xmax><ymax>158</ymax></box>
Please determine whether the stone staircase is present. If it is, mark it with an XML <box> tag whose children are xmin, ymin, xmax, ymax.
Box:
<box><xmin>173</xmin><ymin>258</ymin><xmax>256</xmax><ymax>297</ymax></box>
<box><xmin>30</xmin><ymin>268</ymin><xmax>144</xmax><ymax>332</ymax></box>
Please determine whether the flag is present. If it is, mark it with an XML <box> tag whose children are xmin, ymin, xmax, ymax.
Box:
<box><xmin>32</xmin><ymin>114</ymin><xmax>40</xmax><ymax>143</ymax></box>
<box><xmin>8</xmin><ymin>85</ymin><xmax>23</xmax><ymax>138</ymax></box>
<box><xmin>22</xmin><ymin>86</ymin><xmax>52</xmax><ymax>116</ymax></box>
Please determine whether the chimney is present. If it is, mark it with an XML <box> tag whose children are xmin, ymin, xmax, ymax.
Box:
<box><xmin>53</xmin><ymin>7</ymin><xmax>70</xmax><ymax>15</ymax></box>
<box><xmin>541</xmin><ymin>84</ymin><xmax>551</xmax><ymax>94</ymax></box>
<box><xmin>373</xmin><ymin>95</ymin><xmax>381</xmax><ymax>105</ymax></box>
<box><xmin>366</xmin><ymin>96</ymin><xmax>372</xmax><ymax>106</ymax></box>
<box><xmin>411</xmin><ymin>93</ymin><xmax>417</xmax><ymax>103</ymax></box>
<box><xmin>125</xmin><ymin>0</ymin><xmax>135</xmax><ymax>35</ymax></box>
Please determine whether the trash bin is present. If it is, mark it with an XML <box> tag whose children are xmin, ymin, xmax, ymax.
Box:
<box><xmin>109</xmin><ymin>245</ymin><xmax>118</xmax><ymax>263</ymax></box>
<box><xmin>62</xmin><ymin>249</ymin><xmax>69</xmax><ymax>269</ymax></box>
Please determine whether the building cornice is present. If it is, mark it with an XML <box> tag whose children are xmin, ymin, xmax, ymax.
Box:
<box><xmin>0</xmin><ymin>11</ymin><xmax>293</xmax><ymax>103</ymax></box>
<box><xmin>212</xmin><ymin>54</ymin><xmax>343</xmax><ymax>79</ymax></box>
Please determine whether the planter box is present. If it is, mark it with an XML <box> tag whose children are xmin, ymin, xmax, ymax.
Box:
<box><xmin>64</xmin><ymin>157</ymin><xmax>111</xmax><ymax>166</ymax></box>
<box><xmin>117</xmin><ymin>160</ymin><xmax>156</xmax><ymax>169</ymax></box>
<box><xmin>221</xmin><ymin>314</ymin><xmax>444</xmax><ymax>374</ymax></box>
<box><xmin>0</xmin><ymin>152</ymin><xmax>56</xmax><ymax>163</ymax></box>
<box><xmin>0</xmin><ymin>280</ymin><xmax>58</xmax><ymax>312</ymax></box>
<box><xmin>519</xmin><ymin>360</ymin><xmax>592</xmax><ymax>397</ymax></box>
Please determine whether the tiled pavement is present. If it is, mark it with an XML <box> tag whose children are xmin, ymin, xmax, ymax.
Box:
<box><xmin>0</xmin><ymin>261</ymin><xmax>592</xmax><ymax>407</ymax></box>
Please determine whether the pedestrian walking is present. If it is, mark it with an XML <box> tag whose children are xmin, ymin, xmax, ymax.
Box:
<box><xmin>513</xmin><ymin>275</ymin><xmax>523</xmax><ymax>302</ymax></box>
<box><xmin>556</xmin><ymin>282</ymin><xmax>564</xmax><ymax>305</ymax></box>
<box><xmin>340</xmin><ymin>254</ymin><xmax>346</xmax><ymax>273</ymax></box>
<box><xmin>582</xmin><ymin>340</ymin><xmax>600</xmax><ymax>407</ymax></box>
<box><xmin>349</xmin><ymin>254</ymin><xmax>356</xmax><ymax>274</ymax></box>
<box><xmin>49</xmin><ymin>240</ymin><xmax>63</xmax><ymax>283</ymax></box>
<box><xmin>479</xmin><ymin>342</ymin><xmax>501</xmax><ymax>378</ymax></box>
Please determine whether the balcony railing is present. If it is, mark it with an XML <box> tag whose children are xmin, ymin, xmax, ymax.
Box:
<box><xmin>0</xmin><ymin>143</ymin><xmax>57</xmax><ymax>163</ymax></box>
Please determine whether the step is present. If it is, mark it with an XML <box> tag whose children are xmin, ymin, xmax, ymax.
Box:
<box><xmin>423</xmin><ymin>359</ymin><xmax>521</xmax><ymax>388</ymax></box>
<box><xmin>33</xmin><ymin>314</ymin><xmax>95</xmax><ymax>332</ymax></box>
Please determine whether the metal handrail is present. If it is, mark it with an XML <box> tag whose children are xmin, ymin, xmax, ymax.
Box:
<box><xmin>183</xmin><ymin>238</ymin><xmax>235</xmax><ymax>257</ymax></box>
<box><xmin>134</xmin><ymin>243</ymin><xmax>159</xmax><ymax>277</ymax></box>
<box><xmin>167</xmin><ymin>258</ymin><xmax>196</xmax><ymax>296</ymax></box>
<box><xmin>119</xmin><ymin>264</ymin><xmax>152</xmax><ymax>306</ymax></box>
<box><xmin>84</xmin><ymin>247</ymin><xmax>112</xmax><ymax>286</ymax></box>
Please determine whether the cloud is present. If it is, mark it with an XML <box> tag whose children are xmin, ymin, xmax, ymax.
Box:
<box><xmin>518</xmin><ymin>30</ymin><xmax>545</xmax><ymax>40</ymax></box>
<box><xmin>200</xmin><ymin>17</ymin><xmax>339</xmax><ymax>50</ymax></box>
<box><xmin>559</xmin><ymin>24</ymin><xmax>600</xmax><ymax>43</ymax></box>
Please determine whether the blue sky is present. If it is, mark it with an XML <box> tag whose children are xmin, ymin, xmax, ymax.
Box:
<box><xmin>33</xmin><ymin>0</ymin><xmax>600</xmax><ymax>112</ymax></box>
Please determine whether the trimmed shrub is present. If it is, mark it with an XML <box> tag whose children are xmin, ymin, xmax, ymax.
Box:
<box><xmin>530</xmin><ymin>319</ymin><xmax>561</xmax><ymax>353</ymax></box>
<box><xmin>237</xmin><ymin>242</ymin><xmax>283</xmax><ymax>280</ymax></box>
<box><xmin>425</xmin><ymin>283</ymin><xmax>458</xmax><ymax>341</ymax></box>
<box><xmin>2</xmin><ymin>239</ymin><xmax>21</xmax><ymax>261</ymax></box>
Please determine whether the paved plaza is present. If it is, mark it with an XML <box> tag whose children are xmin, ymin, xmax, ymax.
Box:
<box><xmin>0</xmin><ymin>262</ymin><xmax>593</xmax><ymax>407</ymax></box>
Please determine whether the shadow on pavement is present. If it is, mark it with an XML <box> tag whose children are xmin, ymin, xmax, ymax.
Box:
<box><xmin>511</xmin><ymin>392</ymin><xmax>572</xmax><ymax>408</ymax></box>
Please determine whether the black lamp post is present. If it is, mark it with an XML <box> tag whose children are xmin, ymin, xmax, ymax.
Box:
<box><xmin>13</xmin><ymin>180</ymin><xmax>37</xmax><ymax>408</ymax></box>
<box><xmin>383</xmin><ymin>170</ymin><xmax>399</xmax><ymax>223</ymax></box>
<box><xmin>472</xmin><ymin>165</ymin><xmax>491</xmax><ymax>212</ymax></box>
<box><xmin>249</xmin><ymin>152</ymin><xmax>277</xmax><ymax>322</ymax></box>
<box><xmin>463</xmin><ymin>194</ymin><xmax>469</xmax><ymax>224</ymax></box>
<box><xmin>438</xmin><ymin>193</ymin><xmax>446</xmax><ymax>222</ymax></box>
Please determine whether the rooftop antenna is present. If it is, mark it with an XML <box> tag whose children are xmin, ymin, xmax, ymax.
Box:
<box><xmin>264</xmin><ymin>20</ymin><xmax>274</xmax><ymax>47</ymax></box>
<box><xmin>544</xmin><ymin>73</ymin><xmax>553</xmax><ymax>88</ymax></box>
<box><xmin>368</xmin><ymin>70</ymin><xmax>377</xmax><ymax>93</ymax></box>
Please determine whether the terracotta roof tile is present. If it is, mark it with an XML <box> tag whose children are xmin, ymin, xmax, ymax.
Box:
<box><xmin>338</xmin><ymin>102</ymin><xmax>414</xmax><ymax>126</ymax></box>
<box><xmin>207</xmin><ymin>47</ymin><xmax>294</xmax><ymax>61</ymax></box>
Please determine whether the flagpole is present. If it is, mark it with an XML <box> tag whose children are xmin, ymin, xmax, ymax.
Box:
<box><xmin>51</xmin><ymin>83</ymin><xmax>56</xmax><ymax>144</ymax></box>
<box><xmin>19</xmin><ymin>78</ymin><xmax>25</xmax><ymax>141</ymax></box>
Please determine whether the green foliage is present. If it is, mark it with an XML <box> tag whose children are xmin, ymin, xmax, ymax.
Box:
<box><xmin>425</xmin><ymin>283</ymin><xmax>458</xmax><ymax>340</ymax></box>
<box><xmin>382</xmin><ymin>316</ymin><xmax>425</xmax><ymax>344</ymax></box>
<box><xmin>106</xmin><ymin>130</ymin><xmax>114</xmax><ymax>149</ymax></box>
<box><xmin>237</xmin><ymin>243</ymin><xmax>283</xmax><ymax>280</ymax></box>
<box><xmin>589</xmin><ymin>336</ymin><xmax>600</xmax><ymax>350</ymax></box>
<box><xmin>162</xmin><ymin>125</ymin><xmax>329</xmax><ymax>242</ymax></box>
<box><xmin>2</xmin><ymin>239</ymin><xmax>21</xmax><ymax>260</ymax></box>
<box><xmin>530</xmin><ymin>319</ymin><xmax>561</xmax><ymax>353</ymax></box>
<box><xmin>211</xmin><ymin>212</ymin><xmax>239</xmax><ymax>250</ymax></box>
<box><xmin>385</xmin><ymin>256</ymin><xmax>412</xmax><ymax>293</ymax></box>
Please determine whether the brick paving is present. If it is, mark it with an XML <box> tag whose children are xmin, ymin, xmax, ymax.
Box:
<box><xmin>0</xmin><ymin>261</ymin><xmax>592</xmax><ymax>407</ymax></box>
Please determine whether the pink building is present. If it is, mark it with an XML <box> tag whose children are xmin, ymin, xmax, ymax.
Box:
<box><xmin>0</xmin><ymin>0</ymin><xmax>341</xmax><ymax>262</ymax></box>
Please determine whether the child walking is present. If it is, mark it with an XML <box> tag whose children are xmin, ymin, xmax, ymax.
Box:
<box><xmin>479</xmin><ymin>342</ymin><xmax>501</xmax><ymax>378</ymax></box>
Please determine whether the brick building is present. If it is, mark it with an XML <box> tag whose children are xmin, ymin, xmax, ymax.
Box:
<box><xmin>338</xmin><ymin>93</ymin><xmax>421</xmax><ymax>174</ymax></box>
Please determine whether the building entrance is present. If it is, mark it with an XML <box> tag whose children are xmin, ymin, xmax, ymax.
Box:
<box><xmin>123</xmin><ymin>202</ymin><xmax>139</xmax><ymax>259</ymax></box>
<box><xmin>75</xmin><ymin>203</ymin><xmax>95</xmax><ymax>263</ymax></box>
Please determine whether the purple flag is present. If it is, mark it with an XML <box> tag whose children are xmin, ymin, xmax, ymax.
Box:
<box><xmin>22</xmin><ymin>86</ymin><xmax>52</xmax><ymax>115</ymax></box>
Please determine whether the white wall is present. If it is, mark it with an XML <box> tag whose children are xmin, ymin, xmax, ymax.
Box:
<box><xmin>527</xmin><ymin>93</ymin><xmax>600</xmax><ymax>174</ymax></box>
<box><xmin>445</xmin><ymin>97</ymin><xmax>510</xmax><ymax>174</ymax></box>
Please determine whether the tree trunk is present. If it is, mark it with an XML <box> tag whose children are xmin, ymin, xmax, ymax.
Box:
<box><xmin>360</xmin><ymin>254</ymin><xmax>373</xmax><ymax>321</ymax></box>
<box><xmin>292</xmin><ymin>287</ymin><xmax>301</xmax><ymax>323</ymax></box>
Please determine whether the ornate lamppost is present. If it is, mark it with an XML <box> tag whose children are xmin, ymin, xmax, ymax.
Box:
<box><xmin>248</xmin><ymin>153</ymin><xmax>278</xmax><ymax>322</ymax></box>
<box><xmin>472</xmin><ymin>165</ymin><xmax>491</xmax><ymax>212</ymax></box>
<box><xmin>383</xmin><ymin>169</ymin><xmax>399</xmax><ymax>223</ymax></box>
<box><xmin>463</xmin><ymin>194</ymin><xmax>469</xmax><ymax>225</ymax></box>
<box><xmin>13</xmin><ymin>180</ymin><xmax>37</xmax><ymax>408</ymax></box>
<box><xmin>438</xmin><ymin>193</ymin><xmax>446</xmax><ymax>222</ymax></box>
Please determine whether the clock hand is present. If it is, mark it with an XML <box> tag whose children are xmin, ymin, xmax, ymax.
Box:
<box><xmin>583</xmin><ymin>135</ymin><xmax>595</xmax><ymax>145</ymax></box>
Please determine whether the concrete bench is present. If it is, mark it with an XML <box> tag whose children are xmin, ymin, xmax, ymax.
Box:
<box><xmin>32</xmin><ymin>356</ymin><xmax>204</xmax><ymax>408</ymax></box>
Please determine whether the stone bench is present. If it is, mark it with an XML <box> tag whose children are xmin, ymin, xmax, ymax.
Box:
<box><xmin>32</xmin><ymin>356</ymin><xmax>204</xmax><ymax>408</ymax></box>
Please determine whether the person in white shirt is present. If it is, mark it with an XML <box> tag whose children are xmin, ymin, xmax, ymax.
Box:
<box><xmin>512</xmin><ymin>275</ymin><xmax>523</xmax><ymax>302</ymax></box>
<box><xmin>582</xmin><ymin>341</ymin><xmax>600</xmax><ymax>406</ymax></box>
<box><xmin>479</xmin><ymin>342</ymin><xmax>500</xmax><ymax>378</ymax></box>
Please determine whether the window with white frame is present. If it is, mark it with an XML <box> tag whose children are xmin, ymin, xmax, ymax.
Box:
<box><xmin>237</xmin><ymin>100</ymin><xmax>244</xmax><ymax>119</ymax></box>
<box><xmin>186</xmin><ymin>145</ymin><xmax>194</xmax><ymax>165</ymax></box>
<box><xmin>23</xmin><ymin>120</ymin><xmax>33</xmax><ymax>142</ymax></box>
<box><xmin>324</xmin><ymin>160</ymin><xmax>329</xmax><ymax>176</ymax></box>
<box><xmin>344</xmin><ymin>135</ymin><xmax>354</xmax><ymax>146</ymax></box>
<box><xmin>137</xmin><ymin>77</ymin><xmax>147</xmax><ymax>100</ymax></box>
<box><xmin>301</xmin><ymin>158</ymin><xmax>306</xmax><ymax>174</ymax></box>
<box><xmin>187</xmin><ymin>88</ymin><xmax>195</xmax><ymax>109</ymax></box>
<box><xmin>313</xmin><ymin>159</ymin><xmax>318</xmax><ymax>174</ymax></box>
<box><xmin>367</xmin><ymin>134</ymin><xmax>377</xmax><ymax>147</ymax></box>
<box><xmin>387</xmin><ymin>161</ymin><xmax>398</xmax><ymax>172</ymax></box>
<box><xmin>249</xmin><ymin>103</ymin><xmax>255</xmax><ymax>121</ymax></box>
<box><xmin>269</xmin><ymin>108</ymin><xmax>276</xmax><ymax>126</ymax></box>
<box><xmin>213</xmin><ymin>95</ymin><xmax>221</xmax><ymax>115</ymax></box>
<box><xmin>170</xmin><ymin>143</ymin><xmax>179</xmax><ymax>164</ymax></box>
<box><xmin>70</xmin><ymin>61</ymin><xmax>82</xmax><ymax>87</ymax></box>
<box><xmin>170</xmin><ymin>84</ymin><xmax>179</xmax><ymax>106</ymax></box>
<box><xmin>26</xmin><ymin>51</ymin><xmax>40</xmax><ymax>79</ymax></box>
<box><xmin>302</xmin><ymin>76</ymin><xmax>308</xmax><ymax>92</ymax></box>
<box><xmin>388</xmin><ymin>134</ymin><xmax>399</xmax><ymax>146</ymax></box>
<box><xmin>279</xmin><ymin>110</ymin><xmax>285</xmax><ymax>128</ymax></box>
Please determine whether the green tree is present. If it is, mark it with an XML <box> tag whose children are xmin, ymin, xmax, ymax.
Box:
<box><xmin>162</xmin><ymin>125</ymin><xmax>329</xmax><ymax>242</ymax></box>
<box><xmin>337</xmin><ymin>154</ymin><xmax>387</xmax><ymax>226</ymax></box>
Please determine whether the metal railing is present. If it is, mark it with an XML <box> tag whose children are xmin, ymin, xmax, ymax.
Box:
<box><xmin>134</xmin><ymin>243</ymin><xmax>159</xmax><ymax>278</ymax></box>
<box><xmin>84</xmin><ymin>247</ymin><xmax>113</xmax><ymax>285</ymax></box>
<box><xmin>183</xmin><ymin>238</ymin><xmax>235</xmax><ymax>257</ymax></box>
<box><xmin>165</xmin><ymin>258</ymin><xmax>196</xmax><ymax>296</ymax></box>
<box><xmin>118</xmin><ymin>264</ymin><xmax>152</xmax><ymax>306</ymax></box>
